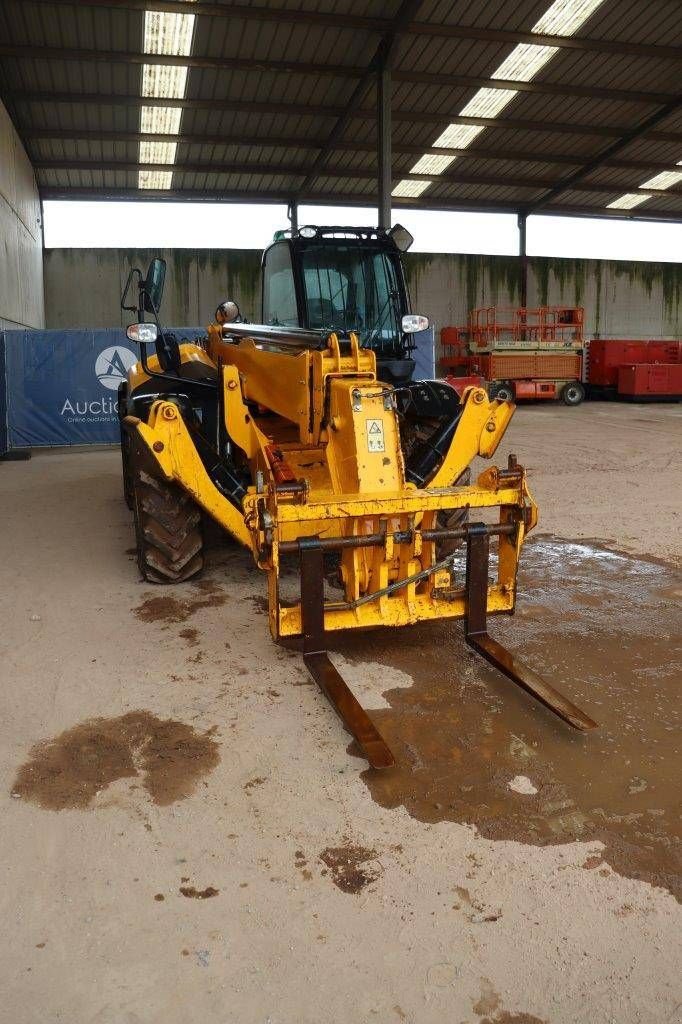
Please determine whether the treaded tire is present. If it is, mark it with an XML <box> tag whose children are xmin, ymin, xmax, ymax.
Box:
<box><xmin>493</xmin><ymin>383</ymin><xmax>514</xmax><ymax>402</ymax></box>
<box><xmin>130</xmin><ymin>440</ymin><xmax>204</xmax><ymax>584</ymax></box>
<box><xmin>561</xmin><ymin>381</ymin><xmax>585</xmax><ymax>406</ymax></box>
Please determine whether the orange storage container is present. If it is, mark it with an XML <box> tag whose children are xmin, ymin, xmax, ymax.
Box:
<box><xmin>485</xmin><ymin>351</ymin><xmax>582</xmax><ymax>380</ymax></box>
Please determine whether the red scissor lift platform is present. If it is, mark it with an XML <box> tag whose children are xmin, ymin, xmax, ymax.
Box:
<box><xmin>442</xmin><ymin>305</ymin><xmax>585</xmax><ymax>405</ymax></box>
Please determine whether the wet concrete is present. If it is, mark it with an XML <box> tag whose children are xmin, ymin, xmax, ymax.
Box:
<box><xmin>334</xmin><ymin>539</ymin><xmax>681</xmax><ymax>899</ymax></box>
<box><xmin>12</xmin><ymin>712</ymin><xmax>220</xmax><ymax>809</ymax></box>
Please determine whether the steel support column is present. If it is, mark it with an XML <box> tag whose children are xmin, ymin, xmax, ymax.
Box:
<box><xmin>518</xmin><ymin>212</ymin><xmax>528</xmax><ymax>309</ymax></box>
<box><xmin>377</xmin><ymin>61</ymin><xmax>392</xmax><ymax>229</ymax></box>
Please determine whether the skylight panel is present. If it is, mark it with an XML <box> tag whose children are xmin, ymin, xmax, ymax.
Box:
<box><xmin>142</xmin><ymin>64</ymin><xmax>189</xmax><ymax>100</ymax></box>
<box><xmin>432</xmin><ymin>124</ymin><xmax>486</xmax><ymax>150</ymax></box>
<box><xmin>140</xmin><ymin>140</ymin><xmax>177</xmax><ymax>164</ymax></box>
<box><xmin>607</xmin><ymin>194</ymin><xmax>649</xmax><ymax>210</ymax></box>
<box><xmin>533</xmin><ymin>0</ymin><xmax>606</xmax><ymax>37</ymax></box>
<box><xmin>493</xmin><ymin>43</ymin><xmax>558</xmax><ymax>83</ymax></box>
<box><xmin>139</xmin><ymin>170</ymin><xmax>174</xmax><ymax>189</ymax></box>
<box><xmin>139</xmin><ymin>7</ymin><xmax>196</xmax><ymax>192</ymax></box>
<box><xmin>639</xmin><ymin>169</ymin><xmax>682</xmax><ymax>191</ymax></box>
<box><xmin>395</xmin><ymin>0</ymin><xmax>608</xmax><ymax>202</ymax></box>
<box><xmin>140</xmin><ymin>106</ymin><xmax>183</xmax><ymax>135</ymax></box>
<box><xmin>392</xmin><ymin>180</ymin><xmax>431</xmax><ymax>198</ymax></box>
<box><xmin>143</xmin><ymin>10</ymin><xmax>195</xmax><ymax>56</ymax></box>
<box><xmin>410</xmin><ymin>154</ymin><xmax>457</xmax><ymax>176</ymax></box>
<box><xmin>459</xmin><ymin>88</ymin><xmax>518</xmax><ymax>121</ymax></box>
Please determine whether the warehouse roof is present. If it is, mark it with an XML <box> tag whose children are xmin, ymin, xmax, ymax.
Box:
<box><xmin>1</xmin><ymin>0</ymin><xmax>681</xmax><ymax>222</ymax></box>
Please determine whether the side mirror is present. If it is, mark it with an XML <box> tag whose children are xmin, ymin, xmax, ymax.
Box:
<box><xmin>216</xmin><ymin>300</ymin><xmax>241</xmax><ymax>325</ymax></box>
<box><xmin>142</xmin><ymin>257</ymin><xmax>166</xmax><ymax>314</ymax></box>
<box><xmin>127</xmin><ymin>323</ymin><xmax>158</xmax><ymax>344</ymax></box>
<box><xmin>402</xmin><ymin>314</ymin><xmax>429</xmax><ymax>333</ymax></box>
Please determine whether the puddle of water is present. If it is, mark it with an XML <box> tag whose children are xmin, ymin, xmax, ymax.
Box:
<box><xmin>332</xmin><ymin>539</ymin><xmax>681</xmax><ymax>900</ymax></box>
<box><xmin>12</xmin><ymin>712</ymin><xmax>220</xmax><ymax>810</ymax></box>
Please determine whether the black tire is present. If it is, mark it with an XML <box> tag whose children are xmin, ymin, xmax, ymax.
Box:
<box><xmin>118</xmin><ymin>383</ymin><xmax>135</xmax><ymax>510</ymax></box>
<box><xmin>130</xmin><ymin>440</ymin><xmax>204</xmax><ymax>584</ymax></box>
<box><xmin>561</xmin><ymin>381</ymin><xmax>585</xmax><ymax>406</ymax></box>
<box><xmin>436</xmin><ymin>466</ymin><xmax>471</xmax><ymax>559</ymax></box>
<box><xmin>494</xmin><ymin>383</ymin><xmax>514</xmax><ymax>402</ymax></box>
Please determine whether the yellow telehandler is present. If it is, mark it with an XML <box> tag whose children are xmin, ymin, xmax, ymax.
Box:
<box><xmin>118</xmin><ymin>225</ymin><xmax>595</xmax><ymax>767</ymax></box>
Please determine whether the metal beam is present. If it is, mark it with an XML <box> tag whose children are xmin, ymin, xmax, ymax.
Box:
<box><xmin>20</xmin><ymin>127</ymin><xmax>682</xmax><ymax>175</ymax></box>
<box><xmin>37</xmin><ymin>185</ymin><xmax>682</xmax><ymax>224</ymax></box>
<box><xmin>12</xmin><ymin>91</ymin><xmax>682</xmax><ymax>144</ymax></box>
<box><xmin>32</xmin><ymin>158</ymin><xmax>682</xmax><ymax>198</ymax></box>
<box><xmin>11</xmin><ymin>0</ymin><xmax>682</xmax><ymax>62</ymax></box>
<box><xmin>296</xmin><ymin>0</ymin><xmax>422</xmax><ymax>199</ymax></box>
<box><xmin>377</xmin><ymin>61</ymin><xmax>392</xmax><ymax>229</ymax></box>
<box><xmin>390</xmin><ymin>71</ymin><xmax>673</xmax><ymax>106</ymax></box>
<box><xmin>527</xmin><ymin>95</ymin><xmax>682</xmax><ymax>212</ymax></box>
<box><xmin>0</xmin><ymin>43</ymin><xmax>676</xmax><ymax>104</ymax></box>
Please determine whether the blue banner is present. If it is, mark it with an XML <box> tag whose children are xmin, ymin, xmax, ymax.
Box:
<box><xmin>412</xmin><ymin>326</ymin><xmax>436</xmax><ymax>379</ymax></box>
<box><xmin>0</xmin><ymin>328</ymin><xmax>201</xmax><ymax>449</ymax></box>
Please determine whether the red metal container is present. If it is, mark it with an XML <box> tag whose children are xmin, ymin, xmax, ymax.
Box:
<box><xmin>617</xmin><ymin>363</ymin><xmax>682</xmax><ymax>399</ymax></box>
<box><xmin>588</xmin><ymin>339</ymin><xmax>682</xmax><ymax>388</ymax></box>
<box><xmin>444</xmin><ymin>373</ymin><xmax>486</xmax><ymax>397</ymax></box>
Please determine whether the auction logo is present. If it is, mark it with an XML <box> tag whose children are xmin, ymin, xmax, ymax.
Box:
<box><xmin>95</xmin><ymin>346</ymin><xmax>136</xmax><ymax>391</ymax></box>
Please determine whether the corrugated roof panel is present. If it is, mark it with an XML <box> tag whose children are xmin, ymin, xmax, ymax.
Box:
<box><xmin>1</xmin><ymin>0</ymin><xmax>679</xmax><ymax>219</ymax></box>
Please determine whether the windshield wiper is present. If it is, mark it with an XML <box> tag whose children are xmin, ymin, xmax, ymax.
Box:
<box><xmin>364</xmin><ymin>289</ymin><xmax>399</xmax><ymax>349</ymax></box>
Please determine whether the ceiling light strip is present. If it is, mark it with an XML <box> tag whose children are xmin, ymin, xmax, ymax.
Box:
<box><xmin>392</xmin><ymin>0</ymin><xmax>608</xmax><ymax>199</ymax></box>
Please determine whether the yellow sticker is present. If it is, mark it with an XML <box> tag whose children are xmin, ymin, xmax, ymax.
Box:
<box><xmin>366</xmin><ymin>418</ymin><xmax>385</xmax><ymax>453</ymax></box>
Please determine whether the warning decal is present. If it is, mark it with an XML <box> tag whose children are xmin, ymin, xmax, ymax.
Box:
<box><xmin>366</xmin><ymin>418</ymin><xmax>385</xmax><ymax>453</ymax></box>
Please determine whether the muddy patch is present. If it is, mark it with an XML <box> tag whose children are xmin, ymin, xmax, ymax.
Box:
<box><xmin>250</xmin><ymin>595</ymin><xmax>269</xmax><ymax>614</ymax></box>
<box><xmin>480</xmin><ymin>1014</ymin><xmax>546</xmax><ymax>1024</ymax></box>
<box><xmin>179</xmin><ymin>627</ymin><xmax>199</xmax><ymax>647</ymax></box>
<box><xmin>320</xmin><ymin>844</ymin><xmax>381</xmax><ymax>894</ymax></box>
<box><xmin>12</xmin><ymin>712</ymin><xmax>220</xmax><ymax>810</ymax></box>
<box><xmin>336</xmin><ymin>540</ymin><xmax>681</xmax><ymax>899</ymax></box>
<box><xmin>179</xmin><ymin>886</ymin><xmax>219</xmax><ymax>899</ymax></box>
<box><xmin>133</xmin><ymin>591</ymin><xmax>226</xmax><ymax>624</ymax></box>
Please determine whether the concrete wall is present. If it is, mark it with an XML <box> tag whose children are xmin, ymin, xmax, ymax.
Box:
<box><xmin>405</xmin><ymin>254</ymin><xmax>682</xmax><ymax>346</ymax></box>
<box><xmin>0</xmin><ymin>99</ymin><xmax>44</xmax><ymax>329</ymax></box>
<box><xmin>44</xmin><ymin>248</ymin><xmax>262</xmax><ymax>331</ymax></box>
<box><xmin>44</xmin><ymin>247</ymin><xmax>682</xmax><ymax>344</ymax></box>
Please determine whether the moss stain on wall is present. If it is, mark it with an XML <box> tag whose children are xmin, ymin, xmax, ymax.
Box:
<box><xmin>226</xmin><ymin>250</ymin><xmax>261</xmax><ymax>318</ymax></box>
<box><xmin>403</xmin><ymin>252</ymin><xmax>436</xmax><ymax>305</ymax></box>
<box><xmin>487</xmin><ymin>256</ymin><xmax>521</xmax><ymax>304</ymax></box>
<box><xmin>533</xmin><ymin>259</ymin><xmax>550</xmax><ymax>307</ymax></box>
<box><xmin>43</xmin><ymin>248</ymin><xmax>682</xmax><ymax>337</ymax></box>
<box><xmin>609</xmin><ymin>259</ymin><xmax>682</xmax><ymax>331</ymax></box>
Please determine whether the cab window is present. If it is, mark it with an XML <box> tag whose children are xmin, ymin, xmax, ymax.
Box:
<box><xmin>263</xmin><ymin>243</ymin><xmax>299</xmax><ymax>327</ymax></box>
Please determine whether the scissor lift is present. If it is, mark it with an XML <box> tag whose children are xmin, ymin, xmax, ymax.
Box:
<box><xmin>442</xmin><ymin>306</ymin><xmax>585</xmax><ymax>405</ymax></box>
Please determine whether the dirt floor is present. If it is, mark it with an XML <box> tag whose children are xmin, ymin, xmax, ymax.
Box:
<box><xmin>1</xmin><ymin>401</ymin><xmax>680</xmax><ymax>1024</ymax></box>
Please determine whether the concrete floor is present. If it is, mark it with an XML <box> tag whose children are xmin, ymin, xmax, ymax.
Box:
<box><xmin>1</xmin><ymin>402</ymin><xmax>680</xmax><ymax>1024</ymax></box>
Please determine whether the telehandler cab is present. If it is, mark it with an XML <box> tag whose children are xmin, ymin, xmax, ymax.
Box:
<box><xmin>118</xmin><ymin>225</ymin><xmax>596</xmax><ymax>768</ymax></box>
